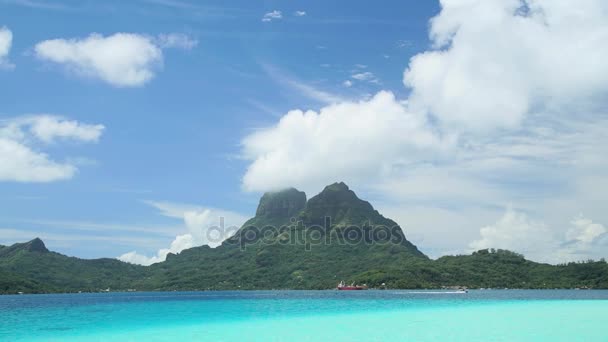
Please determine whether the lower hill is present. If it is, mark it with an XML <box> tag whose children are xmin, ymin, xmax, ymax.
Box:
<box><xmin>0</xmin><ymin>239</ymin><xmax>145</xmax><ymax>294</ymax></box>
<box><xmin>1</xmin><ymin>183</ymin><xmax>607</xmax><ymax>293</ymax></box>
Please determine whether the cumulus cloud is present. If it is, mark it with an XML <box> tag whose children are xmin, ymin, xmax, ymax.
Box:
<box><xmin>342</xmin><ymin>80</ymin><xmax>353</xmax><ymax>87</ymax></box>
<box><xmin>294</xmin><ymin>10</ymin><xmax>306</xmax><ymax>17</ymax></box>
<box><xmin>118</xmin><ymin>201</ymin><xmax>248</xmax><ymax>265</ymax></box>
<box><xmin>241</xmin><ymin>0</ymin><xmax>608</xmax><ymax>263</ymax></box>
<box><xmin>34</xmin><ymin>32</ymin><xmax>196</xmax><ymax>87</ymax></box>
<box><xmin>0</xmin><ymin>115</ymin><xmax>104</xmax><ymax>182</ymax></box>
<box><xmin>404</xmin><ymin>0</ymin><xmax>608</xmax><ymax>132</ymax></box>
<box><xmin>567</xmin><ymin>216</ymin><xmax>607</xmax><ymax>244</ymax></box>
<box><xmin>469</xmin><ymin>208</ymin><xmax>558</xmax><ymax>262</ymax></box>
<box><xmin>469</xmin><ymin>209</ymin><xmax>607</xmax><ymax>263</ymax></box>
<box><xmin>35</xmin><ymin>33</ymin><xmax>162</xmax><ymax>87</ymax></box>
<box><xmin>560</xmin><ymin>216</ymin><xmax>608</xmax><ymax>261</ymax></box>
<box><xmin>0</xmin><ymin>26</ymin><xmax>14</xmax><ymax>69</ymax></box>
<box><xmin>0</xmin><ymin>138</ymin><xmax>76</xmax><ymax>182</ymax></box>
<box><xmin>25</xmin><ymin>115</ymin><xmax>104</xmax><ymax>143</ymax></box>
<box><xmin>262</xmin><ymin>10</ymin><xmax>282</xmax><ymax>22</ymax></box>
<box><xmin>241</xmin><ymin>91</ymin><xmax>446</xmax><ymax>193</ymax></box>
<box><xmin>156</xmin><ymin>33</ymin><xmax>198</xmax><ymax>50</ymax></box>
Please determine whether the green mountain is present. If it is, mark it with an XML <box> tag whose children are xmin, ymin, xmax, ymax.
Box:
<box><xmin>1</xmin><ymin>182</ymin><xmax>607</xmax><ymax>294</ymax></box>
<box><xmin>147</xmin><ymin>182</ymin><xmax>426</xmax><ymax>290</ymax></box>
<box><xmin>0</xmin><ymin>238</ymin><xmax>145</xmax><ymax>294</ymax></box>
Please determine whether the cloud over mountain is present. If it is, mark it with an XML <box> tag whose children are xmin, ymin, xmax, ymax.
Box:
<box><xmin>240</xmin><ymin>0</ymin><xmax>608</xmax><ymax>263</ymax></box>
<box><xmin>241</xmin><ymin>91</ymin><xmax>446</xmax><ymax>193</ymax></box>
<box><xmin>118</xmin><ymin>201</ymin><xmax>248</xmax><ymax>265</ymax></box>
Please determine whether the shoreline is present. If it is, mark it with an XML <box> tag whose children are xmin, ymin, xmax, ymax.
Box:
<box><xmin>3</xmin><ymin>287</ymin><xmax>608</xmax><ymax>296</ymax></box>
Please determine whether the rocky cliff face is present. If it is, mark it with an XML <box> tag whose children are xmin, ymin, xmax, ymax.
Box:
<box><xmin>255</xmin><ymin>188</ymin><xmax>306</xmax><ymax>219</ymax></box>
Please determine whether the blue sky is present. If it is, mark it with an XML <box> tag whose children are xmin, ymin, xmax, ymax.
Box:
<box><xmin>1</xmin><ymin>0</ymin><xmax>607</xmax><ymax>264</ymax></box>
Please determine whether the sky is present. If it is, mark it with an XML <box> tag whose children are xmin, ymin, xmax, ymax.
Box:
<box><xmin>1</xmin><ymin>0</ymin><xmax>607</xmax><ymax>265</ymax></box>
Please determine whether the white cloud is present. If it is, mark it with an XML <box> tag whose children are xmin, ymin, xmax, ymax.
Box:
<box><xmin>342</xmin><ymin>80</ymin><xmax>352</xmax><ymax>87</ymax></box>
<box><xmin>118</xmin><ymin>201</ymin><xmax>248</xmax><ymax>265</ymax></box>
<box><xmin>0</xmin><ymin>115</ymin><xmax>103</xmax><ymax>182</ymax></box>
<box><xmin>567</xmin><ymin>216</ymin><xmax>606</xmax><ymax>244</ymax></box>
<box><xmin>0</xmin><ymin>138</ymin><xmax>76</xmax><ymax>182</ymax></box>
<box><xmin>262</xmin><ymin>10</ymin><xmax>282</xmax><ymax>22</ymax></box>
<box><xmin>0</xmin><ymin>26</ymin><xmax>14</xmax><ymax>69</ymax></box>
<box><xmin>25</xmin><ymin>115</ymin><xmax>104</xmax><ymax>143</ymax></box>
<box><xmin>34</xmin><ymin>32</ymin><xmax>190</xmax><ymax>87</ymax></box>
<box><xmin>469</xmin><ymin>207</ymin><xmax>558</xmax><ymax>262</ymax></box>
<box><xmin>240</xmin><ymin>0</ymin><xmax>608</xmax><ymax>263</ymax></box>
<box><xmin>156</xmin><ymin>33</ymin><xmax>198</xmax><ymax>50</ymax></box>
<box><xmin>241</xmin><ymin>91</ymin><xmax>445</xmax><ymax>193</ymax></box>
<box><xmin>469</xmin><ymin>209</ymin><xmax>607</xmax><ymax>263</ymax></box>
<box><xmin>351</xmin><ymin>71</ymin><xmax>380</xmax><ymax>84</ymax></box>
<box><xmin>294</xmin><ymin>10</ymin><xmax>306</xmax><ymax>17</ymax></box>
<box><xmin>404</xmin><ymin>0</ymin><xmax>608</xmax><ymax>132</ymax></box>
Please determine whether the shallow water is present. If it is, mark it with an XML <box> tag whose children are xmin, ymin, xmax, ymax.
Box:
<box><xmin>1</xmin><ymin>290</ymin><xmax>607</xmax><ymax>341</ymax></box>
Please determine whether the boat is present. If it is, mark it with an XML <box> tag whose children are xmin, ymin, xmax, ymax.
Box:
<box><xmin>337</xmin><ymin>281</ymin><xmax>368</xmax><ymax>290</ymax></box>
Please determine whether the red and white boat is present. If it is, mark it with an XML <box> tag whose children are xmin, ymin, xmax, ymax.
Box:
<box><xmin>337</xmin><ymin>281</ymin><xmax>368</xmax><ymax>290</ymax></box>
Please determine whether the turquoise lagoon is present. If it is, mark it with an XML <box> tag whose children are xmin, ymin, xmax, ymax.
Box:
<box><xmin>1</xmin><ymin>290</ymin><xmax>607</xmax><ymax>341</ymax></box>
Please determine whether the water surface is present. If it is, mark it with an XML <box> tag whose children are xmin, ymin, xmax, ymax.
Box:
<box><xmin>1</xmin><ymin>290</ymin><xmax>607</xmax><ymax>341</ymax></box>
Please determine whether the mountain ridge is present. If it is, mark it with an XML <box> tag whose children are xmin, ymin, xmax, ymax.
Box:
<box><xmin>1</xmin><ymin>182</ymin><xmax>607</xmax><ymax>293</ymax></box>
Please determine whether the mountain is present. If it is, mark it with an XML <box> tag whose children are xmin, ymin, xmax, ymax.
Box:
<box><xmin>0</xmin><ymin>237</ymin><xmax>145</xmax><ymax>294</ymax></box>
<box><xmin>148</xmin><ymin>182</ymin><xmax>427</xmax><ymax>290</ymax></box>
<box><xmin>1</xmin><ymin>182</ymin><xmax>607</xmax><ymax>294</ymax></box>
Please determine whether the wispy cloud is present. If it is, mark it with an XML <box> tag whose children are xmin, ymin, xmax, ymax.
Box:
<box><xmin>0</xmin><ymin>26</ymin><xmax>14</xmax><ymax>70</ymax></box>
<box><xmin>138</xmin><ymin>0</ymin><xmax>254</xmax><ymax>19</ymax></box>
<box><xmin>245</xmin><ymin>98</ymin><xmax>282</xmax><ymax>118</ymax></box>
<box><xmin>156</xmin><ymin>33</ymin><xmax>198</xmax><ymax>50</ymax></box>
<box><xmin>261</xmin><ymin>63</ymin><xmax>347</xmax><ymax>104</ymax></box>
<box><xmin>0</xmin><ymin>228</ymin><xmax>166</xmax><ymax>249</ymax></box>
<box><xmin>351</xmin><ymin>71</ymin><xmax>380</xmax><ymax>85</ymax></box>
<box><xmin>262</xmin><ymin>10</ymin><xmax>282</xmax><ymax>22</ymax></box>
<box><xmin>18</xmin><ymin>218</ymin><xmax>180</xmax><ymax>237</ymax></box>
<box><xmin>140</xmin><ymin>0</ymin><xmax>199</xmax><ymax>10</ymax></box>
<box><xmin>0</xmin><ymin>0</ymin><xmax>72</xmax><ymax>11</ymax></box>
<box><xmin>396</xmin><ymin>39</ymin><xmax>413</xmax><ymax>48</ymax></box>
<box><xmin>294</xmin><ymin>10</ymin><xmax>306</xmax><ymax>17</ymax></box>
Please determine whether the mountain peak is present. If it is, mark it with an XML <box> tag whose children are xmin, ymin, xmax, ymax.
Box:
<box><xmin>255</xmin><ymin>187</ymin><xmax>306</xmax><ymax>219</ymax></box>
<box><xmin>314</xmin><ymin>181</ymin><xmax>363</xmax><ymax>204</ymax></box>
<box><xmin>304</xmin><ymin>182</ymin><xmax>375</xmax><ymax>225</ymax></box>
<box><xmin>323</xmin><ymin>181</ymin><xmax>350</xmax><ymax>192</ymax></box>
<box><xmin>24</xmin><ymin>238</ymin><xmax>49</xmax><ymax>253</ymax></box>
<box><xmin>0</xmin><ymin>238</ymin><xmax>50</xmax><ymax>256</ymax></box>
